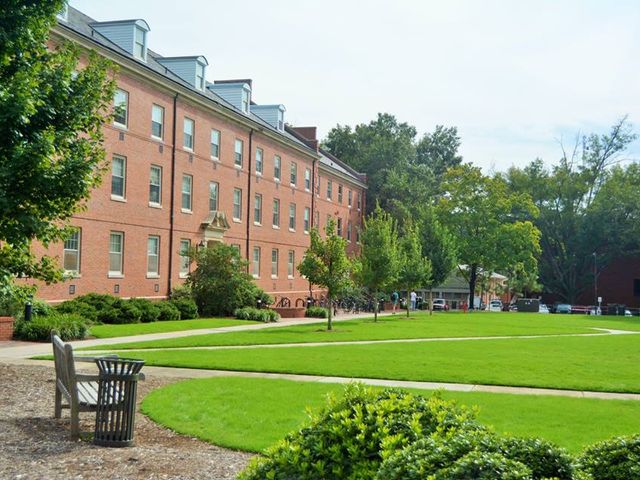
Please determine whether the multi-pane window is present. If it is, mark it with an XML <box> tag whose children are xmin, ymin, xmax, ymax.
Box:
<box><xmin>181</xmin><ymin>174</ymin><xmax>192</xmax><ymax>211</ymax></box>
<box><xmin>234</xmin><ymin>139</ymin><xmax>243</xmax><ymax>167</ymax></box>
<box><xmin>337</xmin><ymin>218</ymin><xmax>343</xmax><ymax>237</ymax></box>
<box><xmin>314</xmin><ymin>211</ymin><xmax>320</xmax><ymax>229</ymax></box>
<box><xmin>63</xmin><ymin>229</ymin><xmax>81</xmax><ymax>273</ymax></box>
<box><xmin>241</xmin><ymin>89</ymin><xmax>250</xmax><ymax>113</ymax></box>
<box><xmin>109</xmin><ymin>232</ymin><xmax>124</xmax><ymax>275</ymax></box>
<box><xmin>347</xmin><ymin>220</ymin><xmax>352</xmax><ymax>242</ymax></box>
<box><xmin>133</xmin><ymin>26</ymin><xmax>146</xmax><ymax>60</ymax></box>
<box><xmin>316</xmin><ymin>176</ymin><xmax>321</xmax><ymax>195</ymax></box>
<box><xmin>304</xmin><ymin>207</ymin><xmax>310</xmax><ymax>233</ymax></box>
<box><xmin>357</xmin><ymin>192</ymin><xmax>362</xmax><ymax>210</ymax></box>
<box><xmin>277</xmin><ymin>109</ymin><xmax>284</xmax><ymax>130</ymax></box>
<box><xmin>254</xmin><ymin>194</ymin><xmax>262</xmax><ymax>224</ymax></box>
<box><xmin>356</xmin><ymin>227</ymin><xmax>361</xmax><ymax>243</ymax></box>
<box><xmin>209</xmin><ymin>181</ymin><xmax>219</xmax><ymax>211</ymax></box>
<box><xmin>179</xmin><ymin>239</ymin><xmax>191</xmax><ymax>277</ymax></box>
<box><xmin>271</xmin><ymin>249</ymin><xmax>279</xmax><ymax>277</ymax></box>
<box><xmin>348</xmin><ymin>190</ymin><xmax>353</xmax><ymax>207</ymax></box>
<box><xmin>287</xmin><ymin>250</ymin><xmax>295</xmax><ymax>278</ymax></box>
<box><xmin>233</xmin><ymin>188</ymin><xmax>242</xmax><ymax>220</ymax></box>
<box><xmin>327</xmin><ymin>180</ymin><xmax>333</xmax><ymax>200</ymax></box>
<box><xmin>183</xmin><ymin>118</ymin><xmax>194</xmax><ymax>150</ymax></box>
<box><xmin>113</xmin><ymin>89</ymin><xmax>128</xmax><ymax>127</ymax></box>
<box><xmin>338</xmin><ymin>185</ymin><xmax>343</xmax><ymax>203</ymax></box>
<box><xmin>147</xmin><ymin>235</ymin><xmax>160</xmax><ymax>276</ymax></box>
<box><xmin>274</xmin><ymin>155</ymin><xmax>281</xmax><ymax>180</ymax></box>
<box><xmin>151</xmin><ymin>104</ymin><xmax>164</xmax><ymax>139</ymax></box>
<box><xmin>255</xmin><ymin>147</ymin><xmax>264</xmax><ymax>174</ymax></box>
<box><xmin>252</xmin><ymin>246</ymin><xmax>261</xmax><ymax>277</ymax></box>
<box><xmin>149</xmin><ymin>165</ymin><xmax>162</xmax><ymax>205</ymax></box>
<box><xmin>290</xmin><ymin>162</ymin><xmax>297</xmax><ymax>186</ymax></box>
<box><xmin>289</xmin><ymin>203</ymin><xmax>296</xmax><ymax>230</ymax></box>
<box><xmin>111</xmin><ymin>155</ymin><xmax>126</xmax><ymax>199</ymax></box>
<box><xmin>196</xmin><ymin>63</ymin><xmax>205</xmax><ymax>91</ymax></box>
<box><xmin>210</xmin><ymin>129</ymin><xmax>220</xmax><ymax>159</ymax></box>
<box><xmin>272</xmin><ymin>199</ymin><xmax>280</xmax><ymax>227</ymax></box>
<box><xmin>304</xmin><ymin>168</ymin><xmax>311</xmax><ymax>191</ymax></box>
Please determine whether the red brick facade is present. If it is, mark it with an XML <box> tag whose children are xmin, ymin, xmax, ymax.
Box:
<box><xmin>32</xmin><ymin>12</ymin><xmax>366</xmax><ymax>307</ymax></box>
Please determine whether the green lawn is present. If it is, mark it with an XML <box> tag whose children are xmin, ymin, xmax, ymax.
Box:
<box><xmin>82</xmin><ymin>311</ymin><xmax>640</xmax><ymax>349</ymax></box>
<box><xmin>88</xmin><ymin>318</ymin><xmax>257</xmax><ymax>339</ymax></box>
<box><xmin>117</xmin><ymin>333</ymin><xmax>640</xmax><ymax>393</ymax></box>
<box><xmin>141</xmin><ymin>376</ymin><xmax>640</xmax><ymax>453</ymax></box>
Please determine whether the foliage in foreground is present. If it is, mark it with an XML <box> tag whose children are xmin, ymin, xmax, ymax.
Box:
<box><xmin>305</xmin><ymin>306</ymin><xmax>328</xmax><ymax>318</ymax></box>
<box><xmin>13</xmin><ymin>313</ymin><xmax>87</xmax><ymax>341</ymax></box>
<box><xmin>234</xmin><ymin>307</ymin><xmax>279</xmax><ymax>323</ymax></box>
<box><xmin>239</xmin><ymin>383</ymin><xmax>637</xmax><ymax>480</ymax></box>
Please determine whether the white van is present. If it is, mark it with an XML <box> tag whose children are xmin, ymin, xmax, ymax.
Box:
<box><xmin>488</xmin><ymin>300</ymin><xmax>503</xmax><ymax>312</ymax></box>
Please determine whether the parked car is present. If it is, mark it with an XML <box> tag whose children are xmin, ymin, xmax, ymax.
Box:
<box><xmin>432</xmin><ymin>298</ymin><xmax>449</xmax><ymax>311</ymax></box>
<box><xmin>554</xmin><ymin>303</ymin><xmax>572</xmax><ymax>314</ymax></box>
<box><xmin>509</xmin><ymin>304</ymin><xmax>518</xmax><ymax>312</ymax></box>
<box><xmin>625</xmin><ymin>309</ymin><xmax>633</xmax><ymax>317</ymax></box>
<box><xmin>488</xmin><ymin>300</ymin><xmax>503</xmax><ymax>312</ymax></box>
<box><xmin>539</xmin><ymin>304</ymin><xmax>549</xmax><ymax>314</ymax></box>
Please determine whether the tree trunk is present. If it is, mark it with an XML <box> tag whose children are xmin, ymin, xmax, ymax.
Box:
<box><xmin>429</xmin><ymin>289</ymin><xmax>433</xmax><ymax>316</ymax></box>
<box><xmin>373</xmin><ymin>289</ymin><xmax>378</xmax><ymax>322</ymax></box>
<box><xmin>469</xmin><ymin>264</ymin><xmax>478</xmax><ymax>310</ymax></box>
<box><xmin>327</xmin><ymin>292</ymin><xmax>333</xmax><ymax>331</ymax></box>
<box><xmin>406</xmin><ymin>290</ymin><xmax>410</xmax><ymax>318</ymax></box>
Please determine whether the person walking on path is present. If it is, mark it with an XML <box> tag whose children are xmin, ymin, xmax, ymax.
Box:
<box><xmin>410</xmin><ymin>291</ymin><xmax>417</xmax><ymax>311</ymax></box>
<box><xmin>391</xmin><ymin>291</ymin><xmax>399</xmax><ymax>314</ymax></box>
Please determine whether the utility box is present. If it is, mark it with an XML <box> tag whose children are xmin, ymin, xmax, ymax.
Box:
<box><xmin>516</xmin><ymin>298</ymin><xmax>540</xmax><ymax>313</ymax></box>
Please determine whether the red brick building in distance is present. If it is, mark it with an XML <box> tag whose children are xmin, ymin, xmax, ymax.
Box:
<box><xmin>34</xmin><ymin>6</ymin><xmax>366</xmax><ymax>306</ymax></box>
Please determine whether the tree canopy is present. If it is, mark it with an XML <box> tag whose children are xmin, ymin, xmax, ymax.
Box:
<box><xmin>0</xmin><ymin>0</ymin><xmax>116</xmax><ymax>288</ymax></box>
<box><xmin>397</xmin><ymin>224</ymin><xmax>432</xmax><ymax>317</ymax></box>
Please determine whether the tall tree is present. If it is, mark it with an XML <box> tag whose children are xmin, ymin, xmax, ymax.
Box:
<box><xmin>0</xmin><ymin>0</ymin><xmax>116</xmax><ymax>287</ymax></box>
<box><xmin>397</xmin><ymin>224</ymin><xmax>432</xmax><ymax>317</ymax></box>
<box><xmin>438</xmin><ymin>164</ymin><xmax>541</xmax><ymax>307</ymax></box>
<box><xmin>415</xmin><ymin>125</ymin><xmax>463</xmax><ymax>180</ymax></box>
<box><xmin>416</xmin><ymin>207</ymin><xmax>457</xmax><ymax>314</ymax></box>
<box><xmin>503</xmin><ymin>118</ymin><xmax>637</xmax><ymax>302</ymax></box>
<box><xmin>356</xmin><ymin>206</ymin><xmax>400</xmax><ymax>321</ymax></box>
<box><xmin>298</xmin><ymin>220</ymin><xmax>352</xmax><ymax>331</ymax></box>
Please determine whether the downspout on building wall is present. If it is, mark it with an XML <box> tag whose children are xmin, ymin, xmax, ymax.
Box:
<box><xmin>167</xmin><ymin>93</ymin><xmax>179</xmax><ymax>297</ymax></box>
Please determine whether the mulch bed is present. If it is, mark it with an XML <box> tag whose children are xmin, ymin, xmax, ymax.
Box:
<box><xmin>0</xmin><ymin>363</ymin><xmax>255</xmax><ymax>479</ymax></box>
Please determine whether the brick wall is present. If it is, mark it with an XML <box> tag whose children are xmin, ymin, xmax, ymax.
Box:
<box><xmin>0</xmin><ymin>317</ymin><xmax>14</xmax><ymax>341</ymax></box>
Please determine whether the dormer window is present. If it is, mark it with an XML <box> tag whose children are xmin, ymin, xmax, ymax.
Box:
<box><xmin>277</xmin><ymin>109</ymin><xmax>284</xmax><ymax>130</ymax></box>
<box><xmin>57</xmin><ymin>4</ymin><xmax>68</xmax><ymax>21</ymax></box>
<box><xmin>196</xmin><ymin>63</ymin><xmax>206</xmax><ymax>91</ymax></box>
<box><xmin>241</xmin><ymin>89</ymin><xmax>250</xmax><ymax>114</ymax></box>
<box><xmin>134</xmin><ymin>26</ymin><xmax>147</xmax><ymax>60</ymax></box>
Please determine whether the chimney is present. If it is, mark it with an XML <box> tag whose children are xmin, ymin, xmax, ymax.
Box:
<box><xmin>290</xmin><ymin>126</ymin><xmax>319</xmax><ymax>151</ymax></box>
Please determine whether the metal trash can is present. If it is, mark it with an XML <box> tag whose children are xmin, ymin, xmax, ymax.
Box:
<box><xmin>94</xmin><ymin>358</ymin><xmax>145</xmax><ymax>447</ymax></box>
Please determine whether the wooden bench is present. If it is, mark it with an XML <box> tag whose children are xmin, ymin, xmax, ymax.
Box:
<box><xmin>51</xmin><ymin>331</ymin><xmax>118</xmax><ymax>439</ymax></box>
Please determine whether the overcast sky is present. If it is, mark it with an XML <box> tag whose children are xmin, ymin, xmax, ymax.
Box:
<box><xmin>70</xmin><ymin>0</ymin><xmax>640</xmax><ymax>172</ymax></box>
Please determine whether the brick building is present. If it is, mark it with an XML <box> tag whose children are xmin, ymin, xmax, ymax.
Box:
<box><xmin>34</xmin><ymin>6</ymin><xmax>366</xmax><ymax>305</ymax></box>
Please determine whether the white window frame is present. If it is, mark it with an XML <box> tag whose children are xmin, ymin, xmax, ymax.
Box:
<box><xmin>179</xmin><ymin>239</ymin><xmax>191</xmax><ymax>278</ymax></box>
<box><xmin>255</xmin><ymin>147</ymin><xmax>264</xmax><ymax>175</ymax></box>
<box><xmin>234</xmin><ymin>139</ymin><xmax>244</xmax><ymax>167</ymax></box>
<box><xmin>348</xmin><ymin>190</ymin><xmax>353</xmax><ymax>208</ymax></box>
<box><xmin>210</xmin><ymin>129</ymin><xmax>220</xmax><ymax>160</ymax></box>
<box><xmin>183</xmin><ymin>117</ymin><xmax>195</xmax><ymax>151</ymax></box>
<box><xmin>274</xmin><ymin>155</ymin><xmax>281</xmax><ymax>181</ymax></box>
<box><xmin>233</xmin><ymin>188</ymin><xmax>242</xmax><ymax>221</ymax></box>
<box><xmin>209</xmin><ymin>181</ymin><xmax>219</xmax><ymax>212</ymax></box>
<box><xmin>252</xmin><ymin>246</ymin><xmax>261</xmax><ymax>278</ymax></box>
<box><xmin>181</xmin><ymin>174</ymin><xmax>193</xmax><ymax>212</ymax></box>
<box><xmin>287</xmin><ymin>250</ymin><xmax>295</xmax><ymax>278</ymax></box>
<box><xmin>290</xmin><ymin>161</ymin><xmax>297</xmax><ymax>186</ymax></box>
<box><xmin>337</xmin><ymin>218</ymin><xmax>343</xmax><ymax>237</ymax></box>
<box><xmin>147</xmin><ymin>235</ymin><xmax>160</xmax><ymax>277</ymax></box>
<box><xmin>304</xmin><ymin>207</ymin><xmax>310</xmax><ymax>233</ymax></box>
<box><xmin>304</xmin><ymin>168</ymin><xmax>311</xmax><ymax>191</ymax></box>
<box><xmin>327</xmin><ymin>180</ymin><xmax>333</xmax><ymax>200</ymax></box>
<box><xmin>289</xmin><ymin>203</ymin><xmax>296</xmax><ymax>231</ymax></box>
<box><xmin>357</xmin><ymin>192</ymin><xmax>362</xmax><ymax>210</ymax></box>
<box><xmin>151</xmin><ymin>104</ymin><xmax>164</xmax><ymax>140</ymax></box>
<box><xmin>196</xmin><ymin>62</ymin><xmax>206</xmax><ymax>91</ymax></box>
<box><xmin>149</xmin><ymin>165</ymin><xmax>162</xmax><ymax>206</ymax></box>
<box><xmin>338</xmin><ymin>184</ymin><xmax>343</xmax><ymax>203</ymax></box>
<box><xmin>347</xmin><ymin>220</ymin><xmax>352</xmax><ymax>242</ymax></box>
<box><xmin>271</xmin><ymin>248</ymin><xmax>279</xmax><ymax>278</ymax></box>
<box><xmin>113</xmin><ymin>89</ymin><xmax>128</xmax><ymax>128</ymax></box>
<box><xmin>272</xmin><ymin>198</ymin><xmax>280</xmax><ymax>228</ymax></box>
<box><xmin>109</xmin><ymin>231</ymin><xmax>124</xmax><ymax>277</ymax></box>
<box><xmin>111</xmin><ymin>155</ymin><xmax>126</xmax><ymax>200</ymax></box>
<box><xmin>63</xmin><ymin>229</ymin><xmax>81</xmax><ymax>275</ymax></box>
<box><xmin>241</xmin><ymin>88</ymin><xmax>250</xmax><ymax>113</ymax></box>
<box><xmin>133</xmin><ymin>26</ymin><xmax>147</xmax><ymax>61</ymax></box>
<box><xmin>254</xmin><ymin>193</ymin><xmax>262</xmax><ymax>225</ymax></box>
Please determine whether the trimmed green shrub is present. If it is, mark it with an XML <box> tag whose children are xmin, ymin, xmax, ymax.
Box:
<box><xmin>156</xmin><ymin>301</ymin><xmax>181</xmax><ymax>321</ymax></box>
<box><xmin>498</xmin><ymin>437</ymin><xmax>574</xmax><ymax>479</ymax></box>
<box><xmin>305</xmin><ymin>306</ymin><xmax>328</xmax><ymax>318</ymax></box>
<box><xmin>169</xmin><ymin>285</ymin><xmax>193</xmax><ymax>301</ymax></box>
<box><xmin>31</xmin><ymin>299</ymin><xmax>51</xmax><ymax>317</ymax></box>
<box><xmin>234</xmin><ymin>307</ymin><xmax>279</xmax><ymax>322</ymax></box>
<box><xmin>435</xmin><ymin>450</ymin><xmax>532</xmax><ymax>479</ymax></box>
<box><xmin>239</xmin><ymin>385</ymin><xmax>481</xmax><ymax>480</ymax></box>
<box><xmin>128</xmin><ymin>298</ymin><xmax>160</xmax><ymax>323</ymax></box>
<box><xmin>169</xmin><ymin>298</ymin><xmax>198</xmax><ymax>320</ymax></box>
<box><xmin>577</xmin><ymin>435</ymin><xmax>640</xmax><ymax>480</ymax></box>
<box><xmin>13</xmin><ymin>313</ymin><xmax>87</xmax><ymax>342</ymax></box>
<box><xmin>55</xmin><ymin>299</ymin><xmax>98</xmax><ymax>322</ymax></box>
